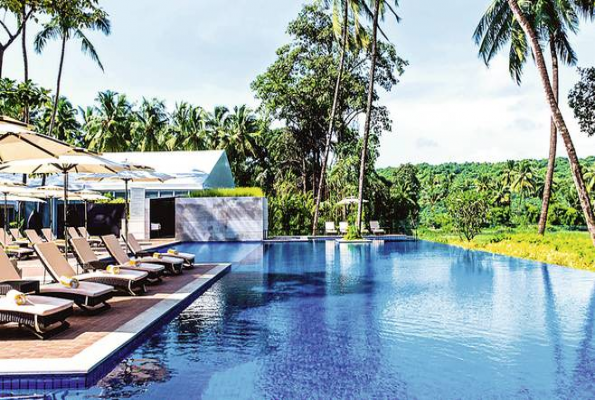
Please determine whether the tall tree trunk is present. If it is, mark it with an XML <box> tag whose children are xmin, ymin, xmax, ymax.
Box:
<box><xmin>537</xmin><ymin>41</ymin><xmax>559</xmax><ymax>235</ymax></box>
<box><xmin>507</xmin><ymin>0</ymin><xmax>595</xmax><ymax>246</ymax></box>
<box><xmin>312</xmin><ymin>2</ymin><xmax>349</xmax><ymax>235</ymax></box>
<box><xmin>0</xmin><ymin>50</ymin><xmax>4</xmax><ymax>78</ymax></box>
<box><xmin>356</xmin><ymin>0</ymin><xmax>381</xmax><ymax>232</ymax></box>
<box><xmin>21</xmin><ymin>8</ymin><xmax>29</xmax><ymax>83</ymax></box>
<box><xmin>49</xmin><ymin>35</ymin><xmax>67</xmax><ymax>136</ymax></box>
<box><xmin>22</xmin><ymin>6</ymin><xmax>30</xmax><ymax>124</ymax></box>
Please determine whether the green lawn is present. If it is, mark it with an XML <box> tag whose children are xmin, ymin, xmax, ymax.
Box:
<box><xmin>418</xmin><ymin>228</ymin><xmax>595</xmax><ymax>272</ymax></box>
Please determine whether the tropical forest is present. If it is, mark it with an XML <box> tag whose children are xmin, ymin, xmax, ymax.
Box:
<box><xmin>2</xmin><ymin>0</ymin><xmax>595</xmax><ymax>270</ymax></box>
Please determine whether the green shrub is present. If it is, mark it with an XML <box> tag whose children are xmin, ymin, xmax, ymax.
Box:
<box><xmin>344</xmin><ymin>225</ymin><xmax>363</xmax><ymax>241</ymax></box>
<box><xmin>189</xmin><ymin>187</ymin><xmax>264</xmax><ymax>198</ymax></box>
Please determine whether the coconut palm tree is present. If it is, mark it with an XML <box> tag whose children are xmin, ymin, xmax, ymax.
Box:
<box><xmin>134</xmin><ymin>98</ymin><xmax>169</xmax><ymax>152</ymax></box>
<box><xmin>511</xmin><ymin>161</ymin><xmax>537</xmax><ymax>208</ymax></box>
<box><xmin>34</xmin><ymin>2</ymin><xmax>111</xmax><ymax>137</ymax></box>
<box><xmin>83</xmin><ymin>90</ymin><xmax>134</xmax><ymax>152</ymax></box>
<box><xmin>505</xmin><ymin>0</ymin><xmax>595</xmax><ymax>245</ymax></box>
<box><xmin>312</xmin><ymin>0</ymin><xmax>366</xmax><ymax>234</ymax></box>
<box><xmin>356</xmin><ymin>0</ymin><xmax>401</xmax><ymax>232</ymax></box>
<box><xmin>474</xmin><ymin>0</ymin><xmax>583</xmax><ymax>235</ymax></box>
<box><xmin>168</xmin><ymin>102</ymin><xmax>207</xmax><ymax>151</ymax></box>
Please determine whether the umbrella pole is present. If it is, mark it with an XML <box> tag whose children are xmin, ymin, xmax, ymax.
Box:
<box><xmin>124</xmin><ymin>179</ymin><xmax>129</xmax><ymax>243</ymax></box>
<box><xmin>84</xmin><ymin>200</ymin><xmax>88</xmax><ymax>231</ymax></box>
<box><xmin>63</xmin><ymin>172</ymin><xmax>69</xmax><ymax>255</ymax></box>
<box><xmin>3</xmin><ymin>193</ymin><xmax>7</xmax><ymax>245</ymax></box>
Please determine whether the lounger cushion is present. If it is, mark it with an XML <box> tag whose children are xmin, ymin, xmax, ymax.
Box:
<box><xmin>135</xmin><ymin>256</ymin><xmax>184</xmax><ymax>265</ymax></box>
<box><xmin>166</xmin><ymin>252</ymin><xmax>194</xmax><ymax>261</ymax></box>
<box><xmin>40</xmin><ymin>281</ymin><xmax>114</xmax><ymax>297</ymax></box>
<box><xmin>124</xmin><ymin>262</ymin><xmax>165</xmax><ymax>273</ymax></box>
<box><xmin>86</xmin><ymin>269</ymin><xmax>148</xmax><ymax>282</ymax></box>
<box><xmin>0</xmin><ymin>295</ymin><xmax>73</xmax><ymax>316</ymax></box>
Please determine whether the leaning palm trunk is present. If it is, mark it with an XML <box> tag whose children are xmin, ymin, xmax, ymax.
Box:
<box><xmin>507</xmin><ymin>0</ymin><xmax>595</xmax><ymax>246</ymax></box>
<box><xmin>356</xmin><ymin>0</ymin><xmax>381</xmax><ymax>232</ymax></box>
<box><xmin>312</xmin><ymin>3</ymin><xmax>349</xmax><ymax>235</ymax></box>
<box><xmin>49</xmin><ymin>35</ymin><xmax>67</xmax><ymax>136</ymax></box>
<box><xmin>537</xmin><ymin>41</ymin><xmax>559</xmax><ymax>235</ymax></box>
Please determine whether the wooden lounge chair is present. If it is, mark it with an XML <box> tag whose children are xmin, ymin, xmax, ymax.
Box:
<box><xmin>70</xmin><ymin>237</ymin><xmax>151</xmax><ymax>293</ymax></box>
<box><xmin>103</xmin><ymin>234</ymin><xmax>183</xmax><ymax>275</ymax></box>
<box><xmin>0</xmin><ymin>228</ymin><xmax>34</xmax><ymax>260</ymax></box>
<box><xmin>33</xmin><ymin>242</ymin><xmax>115</xmax><ymax>313</ymax></box>
<box><xmin>370</xmin><ymin>221</ymin><xmax>386</xmax><ymax>235</ymax></box>
<box><xmin>42</xmin><ymin>228</ymin><xmax>67</xmax><ymax>247</ymax></box>
<box><xmin>77</xmin><ymin>226</ymin><xmax>102</xmax><ymax>247</ymax></box>
<box><xmin>9</xmin><ymin>228</ymin><xmax>30</xmax><ymax>246</ymax></box>
<box><xmin>126</xmin><ymin>233</ymin><xmax>195</xmax><ymax>268</ymax></box>
<box><xmin>339</xmin><ymin>222</ymin><xmax>349</xmax><ymax>235</ymax></box>
<box><xmin>325</xmin><ymin>222</ymin><xmax>338</xmax><ymax>235</ymax></box>
<box><xmin>25</xmin><ymin>229</ymin><xmax>65</xmax><ymax>252</ymax></box>
<box><xmin>101</xmin><ymin>235</ymin><xmax>167</xmax><ymax>278</ymax></box>
<box><xmin>67</xmin><ymin>226</ymin><xmax>82</xmax><ymax>240</ymax></box>
<box><xmin>0</xmin><ymin>248</ymin><xmax>40</xmax><ymax>295</ymax></box>
<box><xmin>0</xmin><ymin>292</ymin><xmax>74</xmax><ymax>339</ymax></box>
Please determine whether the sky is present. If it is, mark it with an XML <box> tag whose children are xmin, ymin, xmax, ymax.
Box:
<box><xmin>3</xmin><ymin>0</ymin><xmax>595</xmax><ymax>168</ymax></box>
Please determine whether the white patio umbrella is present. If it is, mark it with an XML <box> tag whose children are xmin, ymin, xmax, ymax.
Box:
<box><xmin>33</xmin><ymin>185</ymin><xmax>83</xmax><ymax>233</ymax></box>
<box><xmin>0</xmin><ymin>179</ymin><xmax>46</xmax><ymax>243</ymax></box>
<box><xmin>0</xmin><ymin>116</ymin><xmax>74</xmax><ymax>162</ymax></box>
<box><xmin>0</xmin><ymin>148</ymin><xmax>129</xmax><ymax>253</ymax></box>
<box><xmin>75</xmin><ymin>189</ymin><xmax>107</xmax><ymax>231</ymax></box>
<box><xmin>79</xmin><ymin>170</ymin><xmax>172</xmax><ymax>240</ymax></box>
<box><xmin>337</xmin><ymin>197</ymin><xmax>368</xmax><ymax>206</ymax></box>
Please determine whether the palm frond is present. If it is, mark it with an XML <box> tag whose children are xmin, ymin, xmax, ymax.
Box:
<box><xmin>75</xmin><ymin>29</ymin><xmax>105</xmax><ymax>71</ymax></box>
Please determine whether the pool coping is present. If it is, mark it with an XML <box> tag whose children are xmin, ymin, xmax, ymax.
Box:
<box><xmin>0</xmin><ymin>263</ymin><xmax>231</xmax><ymax>382</ymax></box>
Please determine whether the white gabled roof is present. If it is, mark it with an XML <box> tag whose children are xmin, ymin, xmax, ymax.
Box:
<box><xmin>103</xmin><ymin>150</ymin><xmax>225</xmax><ymax>176</ymax></box>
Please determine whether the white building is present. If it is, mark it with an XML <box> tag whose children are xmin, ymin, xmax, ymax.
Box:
<box><xmin>65</xmin><ymin>150</ymin><xmax>236</xmax><ymax>197</ymax></box>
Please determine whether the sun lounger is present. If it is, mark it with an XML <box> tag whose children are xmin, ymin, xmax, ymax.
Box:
<box><xmin>42</xmin><ymin>228</ymin><xmax>67</xmax><ymax>247</ymax></box>
<box><xmin>103</xmin><ymin>235</ymin><xmax>183</xmax><ymax>275</ymax></box>
<box><xmin>25</xmin><ymin>229</ymin><xmax>66</xmax><ymax>252</ymax></box>
<box><xmin>77</xmin><ymin>226</ymin><xmax>102</xmax><ymax>247</ymax></box>
<box><xmin>370</xmin><ymin>221</ymin><xmax>386</xmax><ymax>235</ymax></box>
<box><xmin>325</xmin><ymin>222</ymin><xmax>338</xmax><ymax>235</ymax></box>
<box><xmin>101</xmin><ymin>235</ymin><xmax>166</xmax><ymax>278</ymax></box>
<box><xmin>0</xmin><ymin>292</ymin><xmax>73</xmax><ymax>339</ymax></box>
<box><xmin>0</xmin><ymin>248</ymin><xmax>39</xmax><ymax>295</ymax></box>
<box><xmin>9</xmin><ymin>228</ymin><xmax>30</xmax><ymax>246</ymax></box>
<box><xmin>126</xmin><ymin>233</ymin><xmax>195</xmax><ymax>268</ymax></box>
<box><xmin>0</xmin><ymin>228</ymin><xmax>34</xmax><ymax>259</ymax></box>
<box><xmin>339</xmin><ymin>222</ymin><xmax>349</xmax><ymax>235</ymax></box>
<box><xmin>33</xmin><ymin>242</ymin><xmax>115</xmax><ymax>312</ymax></box>
<box><xmin>70</xmin><ymin>237</ymin><xmax>150</xmax><ymax>294</ymax></box>
<box><xmin>67</xmin><ymin>226</ymin><xmax>82</xmax><ymax>240</ymax></box>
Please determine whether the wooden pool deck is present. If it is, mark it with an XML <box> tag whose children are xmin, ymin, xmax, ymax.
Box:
<box><xmin>0</xmin><ymin>240</ymin><xmax>231</xmax><ymax>390</ymax></box>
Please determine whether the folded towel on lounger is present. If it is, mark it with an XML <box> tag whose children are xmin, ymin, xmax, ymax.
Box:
<box><xmin>59</xmin><ymin>276</ymin><xmax>80</xmax><ymax>289</ymax></box>
<box><xmin>6</xmin><ymin>290</ymin><xmax>29</xmax><ymax>306</ymax></box>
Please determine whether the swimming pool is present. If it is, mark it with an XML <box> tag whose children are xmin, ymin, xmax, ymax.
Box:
<box><xmin>17</xmin><ymin>240</ymin><xmax>595</xmax><ymax>398</ymax></box>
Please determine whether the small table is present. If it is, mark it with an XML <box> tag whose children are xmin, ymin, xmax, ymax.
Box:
<box><xmin>0</xmin><ymin>280</ymin><xmax>40</xmax><ymax>295</ymax></box>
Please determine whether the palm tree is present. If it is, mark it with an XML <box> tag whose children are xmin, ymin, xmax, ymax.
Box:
<box><xmin>0</xmin><ymin>1</ymin><xmax>36</xmax><ymax>78</ymax></box>
<box><xmin>205</xmin><ymin>106</ymin><xmax>231</xmax><ymax>149</ymax></box>
<box><xmin>134</xmin><ymin>98</ymin><xmax>169</xmax><ymax>152</ymax></box>
<box><xmin>84</xmin><ymin>91</ymin><xmax>134</xmax><ymax>152</ymax></box>
<box><xmin>511</xmin><ymin>161</ymin><xmax>536</xmax><ymax>208</ymax></box>
<box><xmin>356</xmin><ymin>0</ymin><xmax>400</xmax><ymax>232</ymax></box>
<box><xmin>506</xmin><ymin>0</ymin><xmax>595</xmax><ymax>245</ymax></box>
<box><xmin>312</xmin><ymin>0</ymin><xmax>365</xmax><ymax>235</ymax></box>
<box><xmin>474</xmin><ymin>0</ymin><xmax>582</xmax><ymax>235</ymax></box>
<box><xmin>34</xmin><ymin>3</ymin><xmax>111</xmax><ymax>137</ymax></box>
<box><xmin>168</xmin><ymin>102</ymin><xmax>207</xmax><ymax>151</ymax></box>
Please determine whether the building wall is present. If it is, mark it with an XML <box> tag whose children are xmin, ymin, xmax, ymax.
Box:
<box><xmin>175</xmin><ymin>197</ymin><xmax>268</xmax><ymax>242</ymax></box>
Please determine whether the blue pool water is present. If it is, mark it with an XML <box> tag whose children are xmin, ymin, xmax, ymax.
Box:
<box><xmin>15</xmin><ymin>241</ymin><xmax>595</xmax><ymax>398</ymax></box>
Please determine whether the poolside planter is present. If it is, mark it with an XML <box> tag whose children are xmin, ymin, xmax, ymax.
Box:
<box><xmin>175</xmin><ymin>197</ymin><xmax>268</xmax><ymax>242</ymax></box>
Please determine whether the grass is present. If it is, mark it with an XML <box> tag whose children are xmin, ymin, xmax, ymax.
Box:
<box><xmin>189</xmin><ymin>187</ymin><xmax>264</xmax><ymax>198</ymax></box>
<box><xmin>419</xmin><ymin>227</ymin><xmax>595</xmax><ymax>272</ymax></box>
